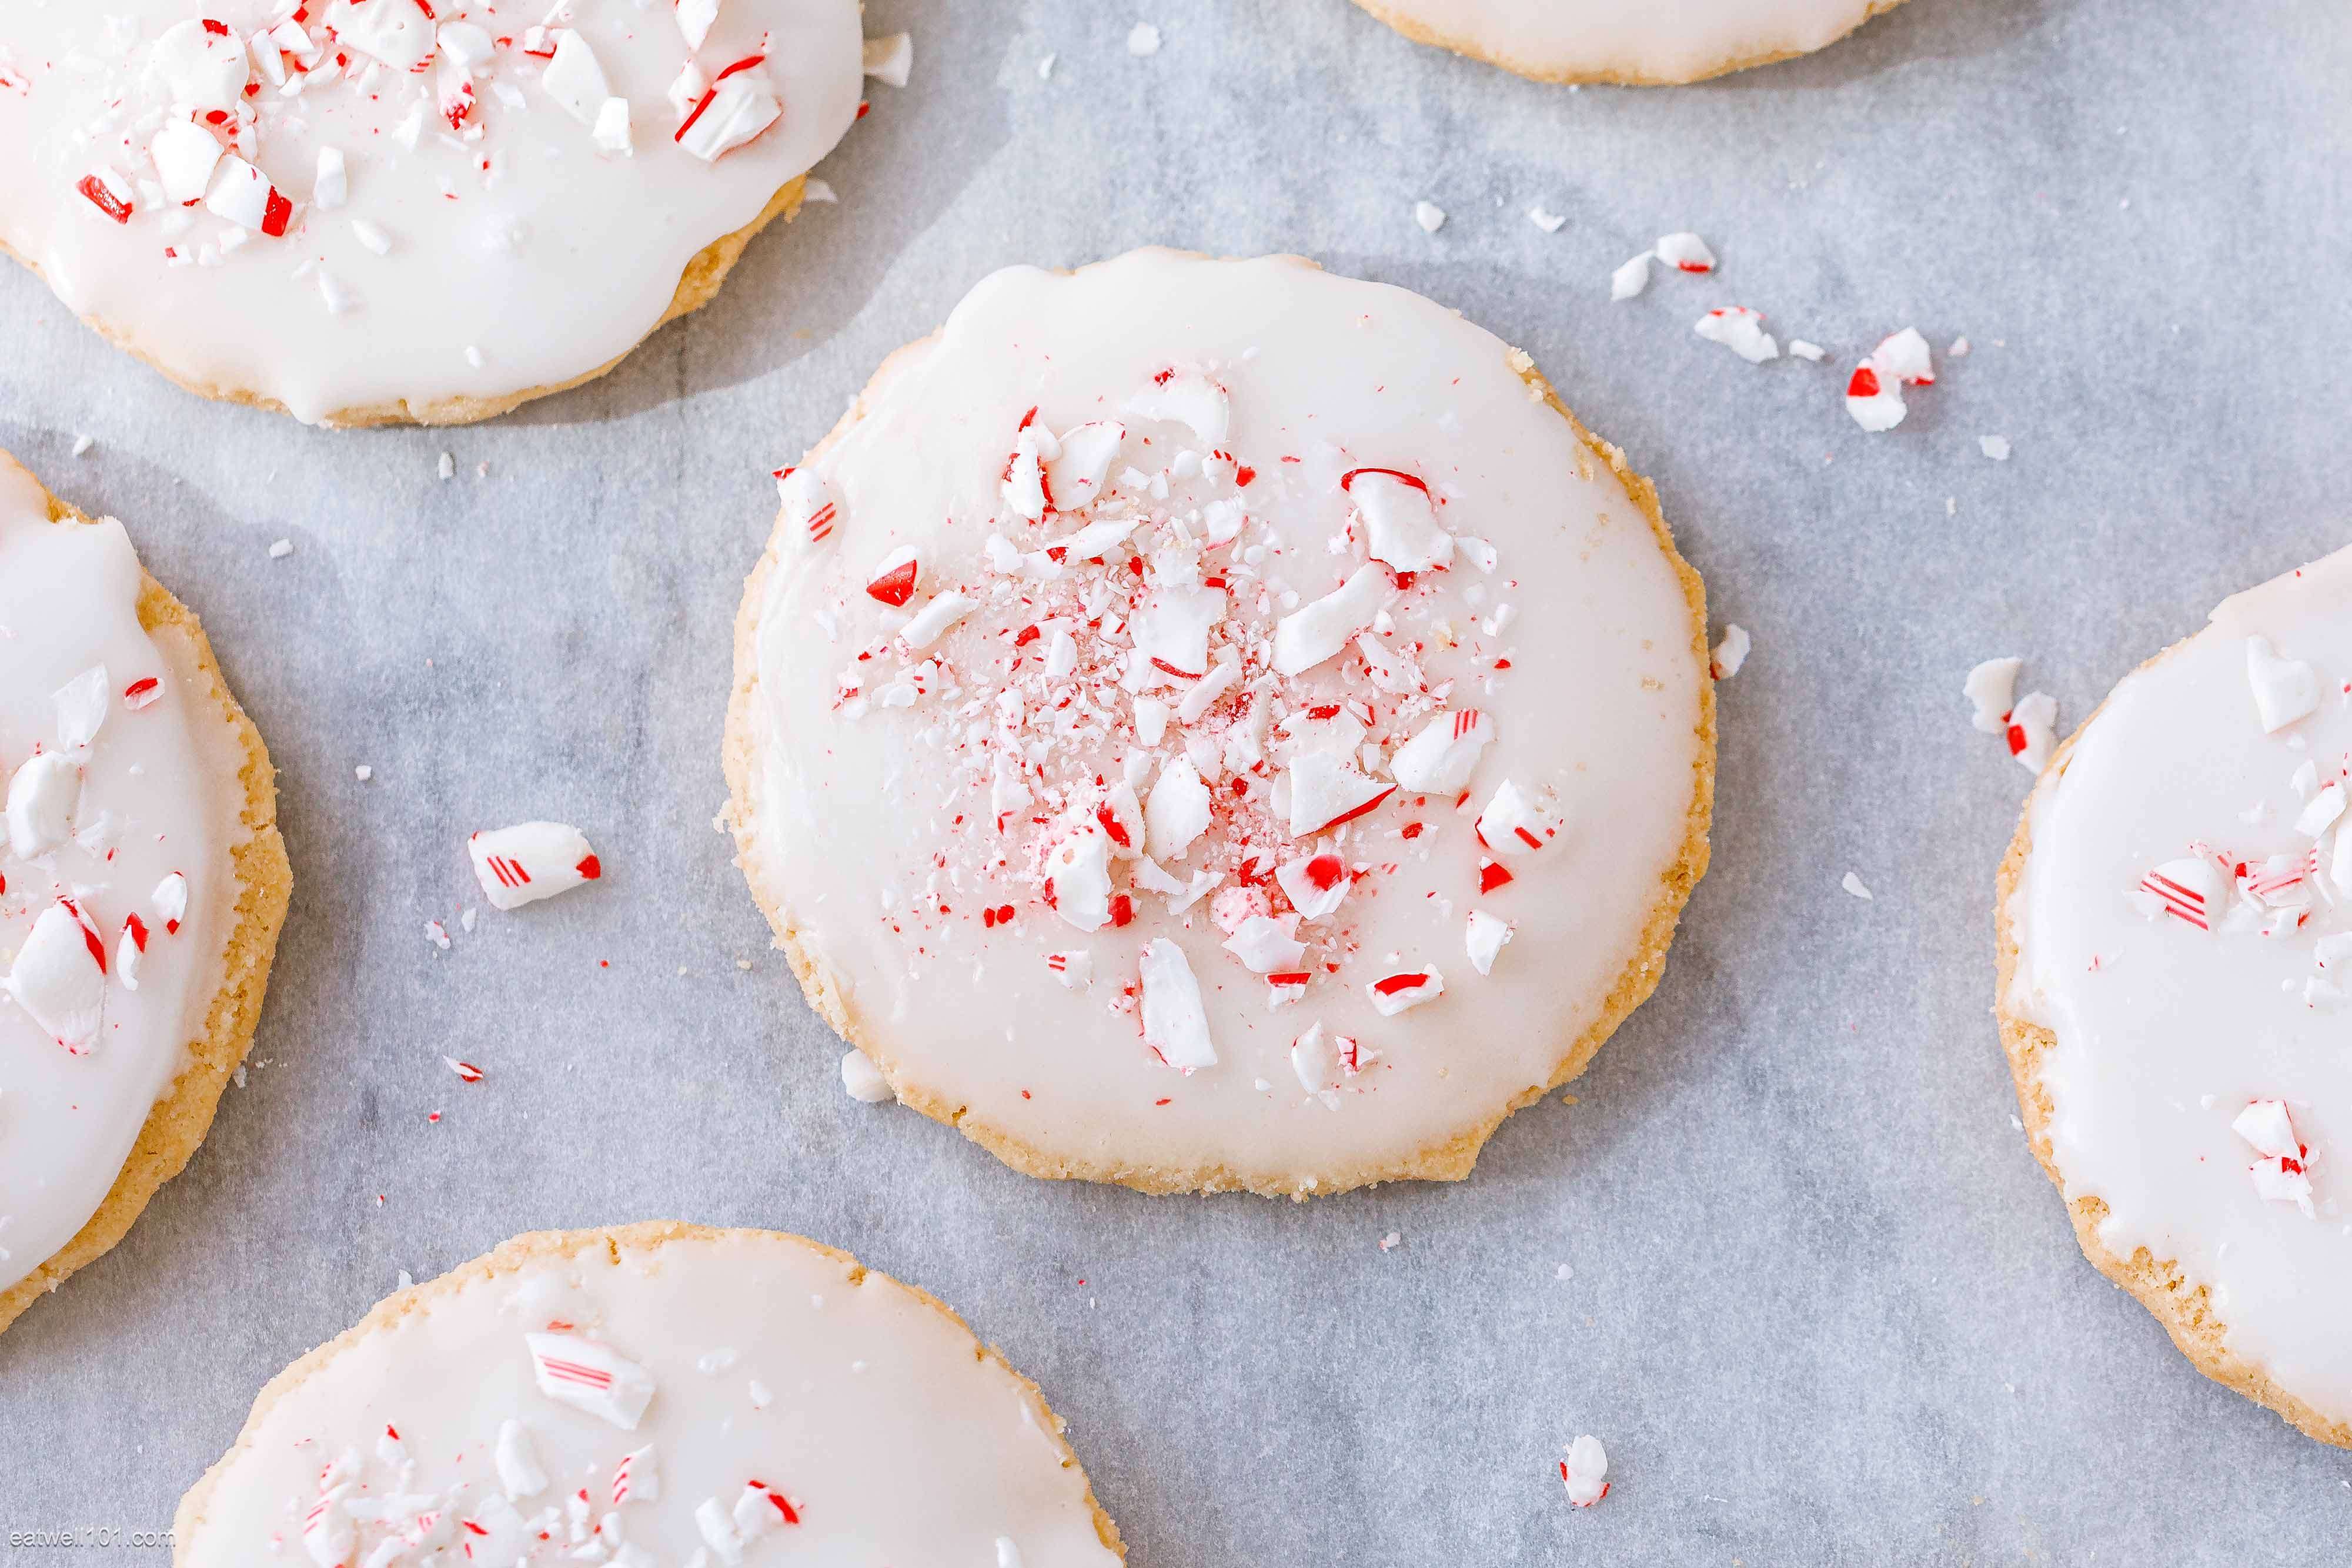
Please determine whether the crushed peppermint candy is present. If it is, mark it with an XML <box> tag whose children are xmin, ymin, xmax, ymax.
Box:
<box><xmin>1845</xmin><ymin>329</ymin><xmax>1935</xmax><ymax>433</ymax></box>
<box><xmin>2231</xmin><ymin>1099</ymin><xmax>2315</xmax><ymax>1217</ymax></box>
<box><xmin>1710</xmin><ymin>624</ymin><xmax>1750</xmax><ymax>680</ymax></box>
<box><xmin>1560</xmin><ymin>1434</ymin><xmax>1611</xmax><ymax>1507</ymax></box>
<box><xmin>1693</xmin><ymin>307</ymin><xmax>1778</xmax><ymax>363</ymax></box>
<box><xmin>468</xmin><ymin>822</ymin><xmax>603</xmax><ymax>912</ymax></box>
<box><xmin>840</xmin><ymin>1049</ymin><xmax>891</xmax><ymax>1103</ymax></box>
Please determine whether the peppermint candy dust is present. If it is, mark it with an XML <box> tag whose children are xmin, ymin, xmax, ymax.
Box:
<box><xmin>2003</xmin><ymin>543</ymin><xmax>2352</xmax><ymax>1439</ymax></box>
<box><xmin>731</xmin><ymin>251</ymin><xmax>1713</xmax><ymax>1193</ymax></box>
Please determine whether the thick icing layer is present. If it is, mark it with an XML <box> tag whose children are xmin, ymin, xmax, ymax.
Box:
<box><xmin>739</xmin><ymin>250</ymin><xmax>1709</xmax><ymax>1192</ymax></box>
<box><xmin>178</xmin><ymin>1228</ymin><xmax>1124</xmax><ymax>1568</ymax></box>
<box><xmin>2011</xmin><ymin>546</ymin><xmax>2352</xmax><ymax>1428</ymax></box>
<box><xmin>0</xmin><ymin>1</ymin><xmax>862</xmax><ymax>423</ymax></box>
<box><xmin>1358</xmin><ymin>0</ymin><xmax>1893</xmax><ymax>83</ymax></box>
<box><xmin>0</xmin><ymin>456</ymin><xmax>248</xmax><ymax>1296</ymax></box>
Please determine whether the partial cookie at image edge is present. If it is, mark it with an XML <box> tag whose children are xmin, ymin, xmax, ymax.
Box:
<box><xmin>1348</xmin><ymin>0</ymin><xmax>1909</xmax><ymax>85</ymax></box>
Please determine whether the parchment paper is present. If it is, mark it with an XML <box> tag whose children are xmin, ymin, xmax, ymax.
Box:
<box><xmin>4</xmin><ymin>0</ymin><xmax>2348</xmax><ymax>1561</ymax></box>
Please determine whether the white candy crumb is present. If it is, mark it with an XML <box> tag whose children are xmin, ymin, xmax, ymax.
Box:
<box><xmin>1378</xmin><ymin>1231</ymin><xmax>1401</xmax><ymax>1252</ymax></box>
<box><xmin>1710</xmin><ymin>624</ymin><xmax>1750</xmax><ymax>679</ymax></box>
<box><xmin>267</xmin><ymin>538</ymin><xmax>292</xmax><ymax>559</ymax></box>
<box><xmin>801</xmin><ymin>177</ymin><xmax>838</xmax><ymax>203</ymax></box>
<box><xmin>1950</xmin><ymin>336</ymin><xmax>1972</xmax><ymax>356</ymax></box>
<box><xmin>861</xmin><ymin>32</ymin><xmax>913</xmax><ymax>88</ymax></box>
<box><xmin>1842</xmin><ymin>872</ymin><xmax>1874</xmax><ymax>900</ymax></box>
<box><xmin>1126</xmin><ymin>22</ymin><xmax>1161</xmax><ymax>56</ymax></box>
<box><xmin>839</xmin><ymin>1049</ymin><xmax>890</xmax><ymax>1104</ymax></box>
<box><xmin>1979</xmin><ymin>434</ymin><xmax>2012</xmax><ymax>460</ymax></box>
<box><xmin>1788</xmin><ymin>340</ymin><xmax>1825</xmax><ymax>361</ymax></box>
<box><xmin>1609</xmin><ymin>251</ymin><xmax>1651</xmax><ymax>301</ymax></box>
<box><xmin>71</xmin><ymin>434</ymin><xmax>95</xmax><ymax>457</ymax></box>
<box><xmin>1555</xmin><ymin>1263</ymin><xmax>1573</xmax><ymax>1281</ymax></box>
<box><xmin>1963</xmin><ymin>656</ymin><xmax>2023</xmax><ymax>734</ymax></box>
<box><xmin>1038</xmin><ymin>53</ymin><xmax>1055</xmax><ymax>79</ymax></box>
<box><xmin>425</xmin><ymin>919</ymin><xmax>452</xmax><ymax>950</ymax></box>
<box><xmin>355</xmin><ymin>764</ymin><xmax>373</xmax><ymax>782</ymax></box>
<box><xmin>1561</xmin><ymin>1435</ymin><xmax>1609</xmax><ymax>1507</ymax></box>
<box><xmin>397</xmin><ymin>1270</ymin><xmax>414</xmax><ymax>1289</ymax></box>
<box><xmin>1414</xmin><ymin>200</ymin><xmax>1446</xmax><ymax>233</ymax></box>
<box><xmin>437</xmin><ymin>452</ymin><xmax>455</xmax><ymax>480</ymax></box>
<box><xmin>1527</xmin><ymin>205</ymin><xmax>1566</xmax><ymax>233</ymax></box>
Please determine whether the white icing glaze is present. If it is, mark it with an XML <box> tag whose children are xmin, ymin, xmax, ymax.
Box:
<box><xmin>740</xmin><ymin>250</ymin><xmax>1707</xmax><ymax>1191</ymax></box>
<box><xmin>1362</xmin><ymin>0</ymin><xmax>1891</xmax><ymax>83</ymax></box>
<box><xmin>0</xmin><ymin>454</ymin><xmax>248</xmax><ymax>1296</ymax></box>
<box><xmin>2010</xmin><ymin>546</ymin><xmax>2352</xmax><ymax>1427</ymax></box>
<box><xmin>179</xmin><ymin>1229</ymin><xmax>1122</xmax><ymax>1567</ymax></box>
<box><xmin>0</xmin><ymin>1</ymin><xmax>862</xmax><ymax>423</ymax></box>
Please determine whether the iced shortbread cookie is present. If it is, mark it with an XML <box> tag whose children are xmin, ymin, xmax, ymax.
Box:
<box><xmin>1998</xmin><ymin>547</ymin><xmax>2352</xmax><ymax>1447</ymax></box>
<box><xmin>0</xmin><ymin>450</ymin><xmax>290</xmax><ymax>1335</ymax></box>
<box><xmin>725</xmin><ymin>250</ymin><xmax>1715</xmax><ymax>1197</ymax></box>
<box><xmin>1351</xmin><ymin>0</ymin><xmax>1907</xmax><ymax>85</ymax></box>
<box><xmin>175</xmin><ymin>1223</ymin><xmax>1126</xmax><ymax>1567</ymax></box>
<box><xmin>0</xmin><ymin>2</ymin><xmax>863</xmax><ymax>426</ymax></box>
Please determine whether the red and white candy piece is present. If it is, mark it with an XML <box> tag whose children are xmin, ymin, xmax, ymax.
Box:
<box><xmin>117</xmin><ymin>914</ymin><xmax>150</xmax><ymax>991</ymax></box>
<box><xmin>2246</xmin><ymin>635</ymin><xmax>2320</xmax><ymax>733</ymax></box>
<box><xmin>1043</xmin><ymin>816</ymin><xmax>1116</xmax><ymax>932</ymax></box>
<box><xmin>149</xmin><ymin>18</ymin><xmax>251</xmax><ymax>112</ymax></box>
<box><xmin>864</xmin><ymin>546</ymin><xmax>921</xmax><ymax>607</ymax></box>
<box><xmin>1124</xmin><ymin>368</ymin><xmax>1230</xmax><ymax>445</ymax></box>
<box><xmin>1138</xmin><ymin>938</ymin><xmax>1217</xmax><ymax>1071</ymax></box>
<box><xmin>1464</xmin><ymin>910</ymin><xmax>1514</xmax><ymax>975</ymax></box>
<box><xmin>524</xmin><ymin>1332</ymin><xmax>657</xmax><ymax>1429</ymax></box>
<box><xmin>1044</xmin><ymin>421</ymin><xmax>1124</xmax><ymax>509</ymax></box>
<box><xmin>1963</xmin><ymin>656</ymin><xmax>2022</xmax><ymax>735</ymax></box>
<box><xmin>468</xmin><ymin>822</ymin><xmax>602</xmax><ymax>912</ymax></box>
<box><xmin>1274</xmin><ymin>847</ymin><xmax>1350</xmax><ymax>921</ymax></box>
<box><xmin>1130</xmin><ymin>577</ymin><xmax>1224</xmax><ymax>684</ymax></box>
<box><xmin>495</xmin><ymin>1417</ymin><xmax>549</xmax><ymax>1500</ymax></box>
<box><xmin>1002</xmin><ymin>420</ymin><xmax>1051</xmax><ymax>522</ymax></box>
<box><xmin>779</xmin><ymin>467</ymin><xmax>838</xmax><ymax>547</ymax></box>
<box><xmin>78</xmin><ymin>169</ymin><xmax>136</xmax><ymax>225</ymax></box>
<box><xmin>1654</xmin><ymin>233</ymin><xmax>1715</xmax><ymax>273</ymax></box>
<box><xmin>2297</xmin><ymin>780</ymin><xmax>2345</xmax><ymax>838</ymax></box>
<box><xmin>300</xmin><ymin>1490</ymin><xmax>355</xmax><ymax>1568</ymax></box>
<box><xmin>1287</xmin><ymin>750</ymin><xmax>1394</xmax><ymax>837</ymax></box>
<box><xmin>1341</xmin><ymin>469</ymin><xmax>1454</xmax><ymax>574</ymax></box>
<box><xmin>733</xmin><ymin>1480</ymin><xmax>801</xmax><ymax>1542</ymax></box>
<box><xmin>1045</xmin><ymin>949</ymin><xmax>1093</xmax><ymax>988</ymax></box>
<box><xmin>205</xmin><ymin>156</ymin><xmax>293</xmax><ymax>238</ymax></box>
<box><xmin>2135</xmin><ymin>857</ymin><xmax>2221</xmax><ymax>930</ymax></box>
<box><xmin>612</xmin><ymin>1443</ymin><xmax>661</xmax><ymax>1506</ymax></box>
<box><xmin>1710</xmin><ymin>623</ymin><xmax>1750</xmax><ymax>680</ymax></box>
<box><xmin>7</xmin><ymin>751</ymin><xmax>81</xmax><ymax>858</ymax></box>
<box><xmin>1693</xmin><ymin>307</ymin><xmax>1778</xmax><ymax>363</ymax></box>
<box><xmin>1844</xmin><ymin>329</ymin><xmax>1933</xmax><ymax>433</ymax></box>
<box><xmin>1366</xmin><ymin>965</ymin><xmax>1444</xmax><ymax>1016</ymax></box>
<box><xmin>2231</xmin><ymin>1099</ymin><xmax>2314</xmax><ymax>1218</ymax></box>
<box><xmin>1475</xmin><ymin>780</ymin><xmax>1559</xmax><ymax>856</ymax></box>
<box><xmin>1560</xmin><ymin>1434</ymin><xmax>1610</xmax><ymax>1507</ymax></box>
<box><xmin>1289</xmin><ymin>1020</ymin><xmax>1367</xmax><ymax>1094</ymax></box>
<box><xmin>3</xmin><ymin>900</ymin><xmax>108</xmax><ymax>1050</ymax></box>
<box><xmin>1144</xmin><ymin>755</ymin><xmax>1212</xmax><ymax>861</ymax></box>
<box><xmin>154</xmin><ymin>871</ymin><xmax>189</xmax><ymax>935</ymax></box>
<box><xmin>1389</xmin><ymin>709</ymin><xmax>1494</xmax><ymax>795</ymax></box>
<box><xmin>2006</xmin><ymin>690</ymin><xmax>2058</xmax><ymax>772</ymax></box>
<box><xmin>676</xmin><ymin>56</ymin><xmax>783</xmax><ymax>161</ymax></box>
<box><xmin>899</xmin><ymin>591</ymin><xmax>975</xmax><ymax>650</ymax></box>
<box><xmin>1274</xmin><ymin>564</ymin><xmax>1392</xmax><ymax>677</ymax></box>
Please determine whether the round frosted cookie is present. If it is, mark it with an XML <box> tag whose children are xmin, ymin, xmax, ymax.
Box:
<box><xmin>1350</xmin><ymin>0</ymin><xmax>1907</xmax><ymax>84</ymax></box>
<box><xmin>0</xmin><ymin>449</ymin><xmax>290</xmax><ymax>1335</ymax></box>
<box><xmin>724</xmin><ymin>249</ymin><xmax>1715</xmax><ymax>1198</ymax></box>
<box><xmin>0</xmin><ymin>1</ymin><xmax>863</xmax><ymax>427</ymax></box>
<box><xmin>176</xmin><ymin>1223</ymin><xmax>1127</xmax><ymax>1567</ymax></box>
<box><xmin>1998</xmin><ymin>547</ymin><xmax>2352</xmax><ymax>1447</ymax></box>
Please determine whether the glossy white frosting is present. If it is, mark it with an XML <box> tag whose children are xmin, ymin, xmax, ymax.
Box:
<box><xmin>0</xmin><ymin>454</ymin><xmax>248</xmax><ymax>1297</ymax></box>
<box><xmin>1361</xmin><ymin>0</ymin><xmax>1890</xmax><ymax>82</ymax></box>
<box><xmin>741</xmin><ymin>250</ymin><xmax>1708</xmax><ymax>1191</ymax></box>
<box><xmin>179</xmin><ymin>1229</ymin><xmax>1124</xmax><ymax>1568</ymax></box>
<box><xmin>2010</xmin><ymin>546</ymin><xmax>2352</xmax><ymax>1427</ymax></box>
<box><xmin>0</xmin><ymin>1</ymin><xmax>862</xmax><ymax>423</ymax></box>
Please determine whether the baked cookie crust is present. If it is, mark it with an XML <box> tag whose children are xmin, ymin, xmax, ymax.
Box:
<box><xmin>0</xmin><ymin>462</ymin><xmax>292</xmax><ymax>1336</ymax></box>
<box><xmin>1349</xmin><ymin>0</ymin><xmax>1908</xmax><ymax>85</ymax></box>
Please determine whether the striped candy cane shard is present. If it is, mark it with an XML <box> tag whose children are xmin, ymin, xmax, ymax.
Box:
<box><xmin>733</xmin><ymin>1480</ymin><xmax>801</xmax><ymax>1540</ymax></box>
<box><xmin>1285</xmin><ymin>750</ymin><xmax>1394</xmax><ymax>837</ymax></box>
<box><xmin>1475</xmin><ymin>780</ymin><xmax>1559</xmax><ymax>857</ymax></box>
<box><xmin>467</xmin><ymin>821</ymin><xmax>602</xmax><ymax>912</ymax></box>
<box><xmin>1341</xmin><ymin>469</ymin><xmax>1454</xmax><ymax>574</ymax></box>
<box><xmin>154</xmin><ymin>870</ymin><xmax>189</xmax><ymax>934</ymax></box>
<box><xmin>2243</xmin><ymin>851</ymin><xmax>2314</xmax><ymax>908</ymax></box>
<box><xmin>1041</xmin><ymin>815</ymin><xmax>1116</xmax><ymax>932</ymax></box>
<box><xmin>300</xmin><ymin>1488</ymin><xmax>356</xmax><ymax>1568</ymax></box>
<box><xmin>1266</xmin><ymin>970</ymin><xmax>1311</xmax><ymax>1009</ymax></box>
<box><xmin>524</xmin><ymin>1332</ymin><xmax>657</xmax><ymax>1429</ymax></box>
<box><xmin>1559</xmin><ymin>1434</ymin><xmax>1610</xmax><ymax>1506</ymax></box>
<box><xmin>1044</xmin><ymin>421</ymin><xmax>1125</xmax><ymax>510</ymax></box>
<box><xmin>1693</xmin><ymin>306</ymin><xmax>1779</xmax><ymax>365</ymax></box>
<box><xmin>1464</xmin><ymin>910</ymin><xmax>1514</xmax><ymax>976</ymax></box>
<box><xmin>2297</xmin><ymin>780</ymin><xmax>2346</xmax><ymax>838</ymax></box>
<box><xmin>493</xmin><ymin>1417</ymin><xmax>547</xmax><ymax>1499</ymax></box>
<box><xmin>2135</xmin><ymin>858</ymin><xmax>2223</xmax><ymax>930</ymax></box>
<box><xmin>864</xmin><ymin>546</ymin><xmax>920</xmax><ymax>607</ymax></box>
<box><xmin>674</xmin><ymin>0</ymin><xmax>722</xmax><ymax>51</ymax></box>
<box><xmin>2232</xmin><ymin>1099</ymin><xmax>2316</xmax><ymax>1217</ymax></box>
<box><xmin>1274</xmin><ymin>847</ymin><xmax>1351</xmax><ymax>921</ymax></box>
<box><xmin>2007</xmin><ymin>691</ymin><xmax>2059</xmax><ymax>771</ymax></box>
<box><xmin>1964</xmin><ymin>656</ymin><xmax>2023</xmax><ymax>734</ymax></box>
<box><xmin>778</xmin><ymin>467</ymin><xmax>839</xmax><ymax>548</ymax></box>
<box><xmin>1653</xmin><ymin>232</ymin><xmax>1715</xmax><ymax>273</ymax></box>
<box><xmin>1388</xmin><ymin>708</ymin><xmax>1494</xmax><ymax>794</ymax></box>
<box><xmin>1477</xmin><ymin>856</ymin><xmax>1514</xmax><ymax>894</ymax></box>
<box><xmin>462</xmin><ymin>1496</ymin><xmax>535</xmax><ymax>1566</ymax></box>
<box><xmin>1138</xmin><ymin>938</ymin><xmax>1216</xmax><ymax>1071</ymax></box>
<box><xmin>1045</xmin><ymin>949</ymin><xmax>1093</xmax><ymax>988</ymax></box>
<box><xmin>116</xmin><ymin>914</ymin><xmax>148</xmax><ymax>991</ymax></box>
<box><xmin>676</xmin><ymin>56</ymin><xmax>783</xmax><ymax>162</ymax></box>
<box><xmin>4</xmin><ymin>900</ymin><xmax>108</xmax><ymax>1049</ymax></box>
<box><xmin>2247</xmin><ymin>635</ymin><xmax>2321</xmax><ymax>733</ymax></box>
<box><xmin>1001</xmin><ymin>417</ymin><xmax>1053</xmax><ymax>523</ymax></box>
<box><xmin>1366</xmin><ymin>965</ymin><xmax>1444</xmax><ymax>1017</ymax></box>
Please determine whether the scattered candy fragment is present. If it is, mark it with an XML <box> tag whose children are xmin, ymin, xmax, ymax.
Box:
<box><xmin>1842</xmin><ymin>872</ymin><xmax>1873</xmax><ymax>900</ymax></box>
<box><xmin>1710</xmin><ymin>624</ymin><xmax>1750</xmax><ymax>680</ymax></box>
<box><xmin>861</xmin><ymin>32</ymin><xmax>914</xmax><ymax>88</ymax></box>
<box><xmin>840</xmin><ymin>1049</ymin><xmax>891</xmax><ymax>1104</ymax></box>
<box><xmin>467</xmin><ymin>822</ymin><xmax>603</xmax><ymax>912</ymax></box>
<box><xmin>1560</xmin><ymin>1434</ymin><xmax>1610</xmax><ymax>1506</ymax></box>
